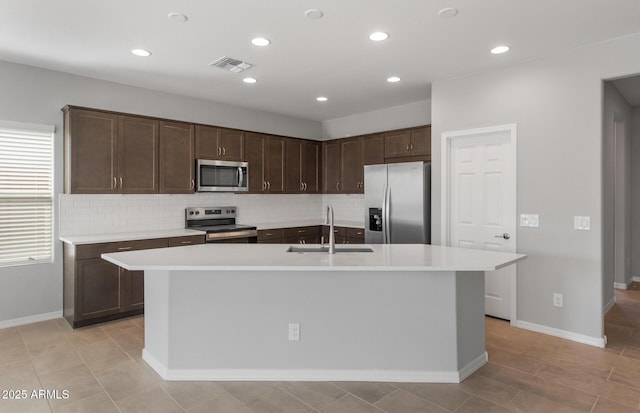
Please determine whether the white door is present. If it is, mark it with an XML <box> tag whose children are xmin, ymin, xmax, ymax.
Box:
<box><xmin>448</xmin><ymin>126</ymin><xmax>516</xmax><ymax>320</ymax></box>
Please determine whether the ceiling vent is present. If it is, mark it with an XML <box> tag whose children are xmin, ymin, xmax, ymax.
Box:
<box><xmin>208</xmin><ymin>56</ymin><xmax>255</xmax><ymax>73</ymax></box>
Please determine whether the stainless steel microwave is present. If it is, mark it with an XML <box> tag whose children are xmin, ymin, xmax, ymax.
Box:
<box><xmin>196</xmin><ymin>159</ymin><xmax>248</xmax><ymax>192</ymax></box>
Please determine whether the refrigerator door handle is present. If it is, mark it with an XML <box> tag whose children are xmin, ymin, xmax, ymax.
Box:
<box><xmin>383</xmin><ymin>184</ymin><xmax>391</xmax><ymax>244</ymax></box>
<box><xmin>384</xmin><ymin>184</ymin><xmax>391</xmax><ymax>244</ymax></box>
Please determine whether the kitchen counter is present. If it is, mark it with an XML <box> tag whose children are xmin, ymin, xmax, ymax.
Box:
<box><xmin>102</xmin><ymin>243</ymin><xmax>525</xmax><ymax>384</ymax></box>
<box><xmin>102</xmin><ymin>243</ymin><xmax>524</xmax><ymax>272</ymax></box>
<box><xmin>59</xmin><ymin>228</ymin><xmax>205</xmax><ymax>245</ymax></box>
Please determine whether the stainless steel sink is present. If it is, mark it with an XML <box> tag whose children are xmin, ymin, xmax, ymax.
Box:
<box><xmin>286</xmin><ymin>245</ymin><xmax>374</xmax><ymax>253</ymax></box>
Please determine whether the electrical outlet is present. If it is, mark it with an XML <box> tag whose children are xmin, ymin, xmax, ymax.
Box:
<box><xmin>288</xmin><ymin>323</ymin><xmax>300</xmax><ymax>341</ymax></box>
<box><xmin>520</xmin><ymin>214</ymin><xmax>539</xmax><ymax>227</ymax></box>
<box><xmin>574</xmin><ymin>216</ymin><xmax>591</xmax><ymax>230</ymax></box>
<box><xmin>553</xmin><ymin>293</ymin><xmax>563</xmax><ymax>308</ymax></box>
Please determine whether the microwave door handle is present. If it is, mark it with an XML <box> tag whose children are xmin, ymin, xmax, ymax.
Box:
<box><xmin>237</xmin><ymin>167</ymin><xmax>243</xmax><ymax>188</ymax></box>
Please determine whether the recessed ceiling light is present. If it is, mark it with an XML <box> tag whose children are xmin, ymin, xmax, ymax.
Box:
<box><xmin>369</xmin><ymin>31</ymin><xmax>389</xmax><ymax>42</ymax></box>
<box><xmin>438</xmin><ymin>7</ymin><xmax>458</xmax><ymax>18</ymax></box>
<box><xmin>168</xmin><ymin>12</ymin><xmax>188</xmax><ymax>23</ymax></box>
<box><xmin>243</xmin><ymin>77</ymin><xmax>257</xmax><ymax>84</ymax></box>
<box><xmin>387</xmin><ymin>76</ymin><xmax>401</xmax><ymax>83</ymax></box>
<box><xmin>316</xmin><ymin>96</ymin><xmax>328</xmax><ymax>102</ymax></box>
<box><xmin>131</xmin><ymin>49</ymin><xmax>151</xmax><ymax>57</ymax></box>
<box><xmin>305</xmin><ymin>9</ymin><xmax>324</xmax><ymax>19</ymax></box>
<box><xmin>251</xmin><ymin>37</ymin><xmax>271</xmax><ymax>47</ymax></box>
<box><xmin>491</xmin><ymin>45</ymin><xmax>510</xmax><ymax>54</ymax></box>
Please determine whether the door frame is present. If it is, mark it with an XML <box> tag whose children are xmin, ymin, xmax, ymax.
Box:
<box><xmin>440</xmin><ymin>123</ymin><xmax>518</xmax><ymax>324</ymax></box>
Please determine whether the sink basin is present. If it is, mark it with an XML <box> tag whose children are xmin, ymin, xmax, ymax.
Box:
<box><xmin>286</xmin><ymin>245</ymin><xmax>374</xmax><ymax>253</ymax></box>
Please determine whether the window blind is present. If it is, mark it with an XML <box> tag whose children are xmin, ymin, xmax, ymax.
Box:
<box><xmin>0</xmin><ymin>121</ymin><xmax>54</xmax><ymax>266</ymax></box>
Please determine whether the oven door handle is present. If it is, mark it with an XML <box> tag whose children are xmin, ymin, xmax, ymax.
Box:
<box><xmin>237</xmin><ymin>167</ymin><xmax>243</xmax><ymax>188</ymax></box>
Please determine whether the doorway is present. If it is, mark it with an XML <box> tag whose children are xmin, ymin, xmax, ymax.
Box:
<box><xmin>441</xmin><ymin>124</ymin><xmax>517</xmax><ymax>322</ymax></box>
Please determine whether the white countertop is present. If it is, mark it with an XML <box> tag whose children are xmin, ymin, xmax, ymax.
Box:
<box><xmin>102</xmin><ymin>243</ymin><xmax>526</xmax><ymax>272</ymax></box>
<box><xmin>60</xmin><ymin>221</ymin><xmax>363</xmax><ymax>245</ymax></box>
<box><xmin>59</xmin><ymin>229</ymin><xmax>206</xmax><ymax>245</ymax></box>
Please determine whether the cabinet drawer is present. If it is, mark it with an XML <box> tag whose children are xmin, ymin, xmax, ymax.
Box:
<box><xmin>258</xmin><ymin>228</ymin><xmax>285</xmax><ymax>242</ymax></box>
<box><xmin>75</xmin><ymin>238</ymin><xmax>169</xmax><ymax>259</ymax></box>
<box><xmin>284</xmin><ymin>226</ymin><xmax>320</xmax><ymax>238</ymax></box>
<box><xmin>322</xmin><ymin>225</ymin><xmax>347</xmax><ymax>237</ymax></box>
<box><xmin>168</xmin><ymin>235</ymin><xmax>205</xmax><ymax>247</ymax></box>
<box><xmin>346</xmin><ymin>227</ymin><xmax>364</xmax><ymax>239</ymax></box>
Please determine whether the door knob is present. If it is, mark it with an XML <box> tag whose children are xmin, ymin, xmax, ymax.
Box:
<box><xmin>495</xmin><ymin>233</ymin><xmax>511</xmax><ymax>240</ymax></box>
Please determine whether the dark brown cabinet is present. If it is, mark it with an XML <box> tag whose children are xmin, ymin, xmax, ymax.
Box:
<box><xmin>283</xmin><ymin>226</ymin><xmax>321</xmax><ymax>244</ymax></box>
<box><xmin>363</xmin><ymin>133</ymin><xmax>385</xmax><ymax>165</ymax></box>
<box><xmin>195</xmin><ymin>125</ymin><xmax>244</xmax><ymax>161</ymax></box>
<box><xmin>321</xmin><ymin>226</ymin><xmax>364</xmax><ymax>244</ymax></box>
<box><xmin>63</xmin><ymin>107</ymin><xmax>158</xmax><ymax>194</ymax></box>
<box><xmin>340</xmin><ymin>137</ymin><xmax>364</xmax><ymax>193</ymax></box>
<box><xmin>63</xmin><ymin>234</ymin><xmax>204</xmax><ymax>328</ymax></box>
<box><xmin>285</xmin><ymin>139</ymin><xmax>320</xmax><ymax>193</ymax></box>
<box><xmin>245</xmin><ymin>132</ymin><xmax>285</xmax><ymax>193</ymax></box>
<box><xmin>257</xmin><ymin>228</ymin><xmax>286</xmax><ymax>243</ymax></box>
<box><xmin>159</xmin><ymin>121</ymin><xmax>195</xmax><ymax>193</ymax></box>
<box><xmin>322</xmin><ymin>140</ymin><xmax>342</xmax><ymax>194</ymax></box>
<box><xmin>384</xmin><ymin>126</ymin><xmax>431</xmax><ymax>161</ymax></box>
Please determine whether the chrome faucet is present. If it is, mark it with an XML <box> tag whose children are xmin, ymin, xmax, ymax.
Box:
<box><xmin>325</xmin><ymin>205</ymin><xmax>336</xmax><ymax>254</ymax></box>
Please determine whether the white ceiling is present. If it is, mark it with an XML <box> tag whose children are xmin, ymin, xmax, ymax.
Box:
<box><xmin>2</xmin><ymin>1</ymin><xmax>640</xmax><ymax>121</ymax></box>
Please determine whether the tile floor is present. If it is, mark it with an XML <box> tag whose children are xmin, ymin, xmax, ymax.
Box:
<box><xmin>1</xmin><ymin>285</ymin><xmax>640</xmax><ymax>413</ymax></box>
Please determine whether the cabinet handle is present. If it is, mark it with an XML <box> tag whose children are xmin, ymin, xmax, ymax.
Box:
<box><xmin>298</xmin><ymin>230</ymin><xmax>304</xmax><ymax>233</ymax></box>
<box><xmin>218</xmin><ymin>147</ymin><xmax>222</xmax><ymax>156</ymax></box>
<box><xmin>300</xmin><ymin>182</ymin><xmax>304</xmax><ymax>191</ymax></box>
<box><xmin>117</xmin><ymin>246</ymin><xmax>132</xmax><ymax>251</ymax></box>
<box><xmin>181</xmin><ymin>241</ymin><xmax>192</xmax><ymax>244</ymax></box>
<box><xmin>265</xmin><ymin>233</ymin><xmax>272</xmax><ymax>236</ymax></box>
<box><xmin>303</xmin><ymin>182</ymin><xmax>307</xmax><ymax>190</ymax></box>
<box><xmin>406</xmin><ymin>144</ymin><xmax>410</xmax><ymax>151</ymax></box>
<box><xmin>119</xmin><ymin>177</ymin><xmax>123</xmax><ymax>188</ymax></box>
<box><xmin>267</xmin><ymin>181</ymin><xmax>271</xmax><ymax>190</ymax></box>
<box><xmin>222</xmin><ymin>147</ymin><xmax>226</xmax><ymax>156</ymax></box>
<box><xmin>191</xmin><ymin>179</ymin><xmax>195</xmax><ymax>189</ymax></box>
<box><xmin>336</xmin><ymin>182</ymin><xmax>340</xmax><ymax>191</ymax></box>
<box><xmin>113</xmin><ymin>176</ymin><xmax>117</xmax><ymax>189</ymax></box>
<box><xmin>263</xmin><ymin>181</ymin><xmax>267</xmax><ymax>190</ymax></box>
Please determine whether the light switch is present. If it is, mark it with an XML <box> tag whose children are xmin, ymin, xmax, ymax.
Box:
<box><xmin>574</xmin><ymin>216</ymin><xmax>591</xmax><ymax>230</ymax></box>
<box><xmin>520</xmin><ymin>214</ymin><xmax>539</xmax><ymax>228</ymax></box>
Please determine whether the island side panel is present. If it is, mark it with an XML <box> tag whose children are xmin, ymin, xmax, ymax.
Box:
<box><xmin>455</xmin><ymin>270</ymin><xmax>487</xmax><ymax>379</ymax></box>
<box><xmin>142</xmin><ymin>269</ymin><xmax>171</xmax><ymax>376</ymax></box>
<box><xmin>157</xmin><ymin>269</ymin><xmax>475</xmax><ymax>382</ymax></box>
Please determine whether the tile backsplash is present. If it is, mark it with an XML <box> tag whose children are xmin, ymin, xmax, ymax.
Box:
<box><xmin>59</xmin><ymin>193</ymin><xmax>364</xmax><ymax>236</ymax></box>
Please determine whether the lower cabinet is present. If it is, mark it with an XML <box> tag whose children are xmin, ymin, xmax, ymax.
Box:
<box><xmin>257</xmin><ymin>225</ymin><xmax>364</xmax><ymax>245</ymax></box>
<box><xmin>64</xmin><ymin>235</ymin><xmax>204</xmax><ymax>328</ymax></box>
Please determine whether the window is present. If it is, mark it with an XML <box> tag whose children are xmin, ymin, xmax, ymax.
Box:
<box><xmin>0</xmin><ymin>121</ymin><xmax>54</xmax><ymax>266</ymax></box>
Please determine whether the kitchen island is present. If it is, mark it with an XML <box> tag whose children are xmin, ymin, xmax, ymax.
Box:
<box><xmin>102</xmin><ymin>243</ymin><xmax>525</xmax><ymax>383</ymax></box>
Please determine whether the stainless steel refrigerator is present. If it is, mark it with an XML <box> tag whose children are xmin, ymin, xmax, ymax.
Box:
<box><xmin>364</xmin><ymin>162</ymin><xmax>430</xmax><ymax>244</ymax></box>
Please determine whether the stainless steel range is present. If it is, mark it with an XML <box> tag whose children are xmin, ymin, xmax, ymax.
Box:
<box><xmin>185</xmin><ymin>206</ymin><xmax>257</xmax><ymax>243</ymax></box>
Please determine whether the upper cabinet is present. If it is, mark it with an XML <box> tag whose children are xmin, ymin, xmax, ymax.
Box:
<box><xmin>195</xmin><ymin>125</ymin><xmax>244</xmax><ymax>161</ymax></box>
<box><xmin>159</xmin><ymin>121</ymin><xmax>195</xmax><ymax>194</ymax></box>
<box><xmin>322</xmin><ymin>140</ymin><xmax>341</xmax><ymax>194</ymax></box>
<box><xmin>363</xmin><ymin>133</ymin><xmax>385</xmax><ymax>165</ymax></box>
<box><xmin>384</xmin><ymin>126</ymin><xmax>431</xmax><ymax>161</ymax></box>
<box><xmin>64</xmin><ymin>107</ymin><xmax>158</xmax><ymax>194</ymax></box>
<box><xmin>285</xmin><ymin>139</ymin><xmax>320</xmax><ymax>193</ymax></box>
<box><xmin>340</xmin><ymin>137</ymin><xmax>364</xmax><ymax>193</ymax></box>
<box><xmin>244</xmin><ymin>132</ymin><xmax>285</xmax><ymax>193</ymax></box>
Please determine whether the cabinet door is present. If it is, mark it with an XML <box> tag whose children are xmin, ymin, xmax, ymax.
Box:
<box><xmin>363</xmin><ymin>133</ymin><xmax>384</xmax><ymax>165</ymax></box>
<box><xmin>76</xmin><ymin>258</ymin><xmax>124</xmax><ymax>320</ymax></box>
<box><xmin>303</xmin><ymin>142</ymin><xmax>320</xmax><ymax>193</ymax></box>
<box><xmin>159</xmin><ymin>121</ymin><xmax>195</xmax><ymax>193</ymax></box>
<box><xmin>340</xmin><ymin>137</ymin><xmax>364</xmax><ymax>193</ymax></box>
<box><xmin>67</xmin><ymin>109</ymin><xmax>118</xmax><ymax>193</ymax></box>
<box><xmin>118</xmin><ymin>116</ymin><xmax>159</xmax><ymax>194</ymax></box>
<box><xmin>410</xmin><ymin>126</ymin><xmax>431</xmax><ymax>156</ymax></box>
<box><xmin>285</xmin><ymin>139</ymin><xmax>303</xmax><ymax>193</ymax></box>
<box><xmin>384</xmin><ymin>129</ymin><xmax>411</xmax><ymax>158</ymax></box>
<box><xmin>244</xmin><ymin>132</ymin><xmax>266</xmax><ymax>192</ymax></box>
<box><xmin>219</xmin><ymin>128</ymin><xmax>244</xmax><ymax>161</ymax></box>
<box><xmin>124</xmin><ymin>269</ymin><xmax>144</xmax><ymax>312</ymax></box>
<box><xmin>323</xmin><ymin>141</ymin><xmax>341</xmax><ymax>193</ymax></box>
<box><xmin>265</xmin><ymin>136</ymin><xmax>285</xmax><ymax>193</ymax></box>
<box><xmin>195</xmin><ymin>124</ymin><xmax>220</xmax><ymax>159</ymax></box>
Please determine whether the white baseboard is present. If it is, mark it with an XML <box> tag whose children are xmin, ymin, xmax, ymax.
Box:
<box><xmin>614</xmin><ymin>282</ymin><xmax>629</xmax><ymax>290</ymax></box>
<box><xmin>0</xmin><ymin>310</ymin><xmax>63</xmax><ymax>330</ymax></box>
<box><xmin>514</xmin><ymin>320</ymin><xmax>605</xmax><ymax>348</ymax></box>
<box><xmin>143</xmin><ymin>349</ymin><xmax>485</xmax><ymax>384</ymax></box>
<box><xmin>633</xmin><ymin>276</ymin><xmax>640</xmax><ymax>283</ymax></box>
